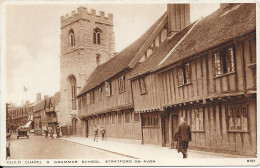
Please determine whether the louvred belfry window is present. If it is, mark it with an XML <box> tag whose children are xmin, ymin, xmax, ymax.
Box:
<box><xmin>93</xmin><ymin>28</ymin><xmax>101</xmax><ymax>44</ymax></box>
<box><xmin>69</xmin><ymin>29</ymin><xmax>75</xmax><ymax>47</ymax></box>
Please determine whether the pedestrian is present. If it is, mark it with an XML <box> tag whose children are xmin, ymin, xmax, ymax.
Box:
<box><xmin>45</xmin><ymin>128</ymin><xmax>49</xmax><ymax>139</ymax></box>
<box><xmin>100</xmin><ymin>127</ymin><xmax>105</xmax><ymax>140</ymax></box>
<box><xmin>56</xmin><ymin>126</ymin><xmax>60</xmax><ymax>138</ymax></box>
<box><xmin>50</xmin><ymin>127</ymin><xmax>54</xmax><ymax>139</ymax></box>
<box><xmin>93</xmin><ymin>125</ymin><xmax>99</xmax><ymax>142</ymax></box>
<box><xmin>174</xmin><ymin>117</ymin><xmax>191</xmax><ymax>158</ymax></box>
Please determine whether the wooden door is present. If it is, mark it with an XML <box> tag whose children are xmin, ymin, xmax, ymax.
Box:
<box><xmin>86</xmin><ymin>120</ymin><xmax>89</xmax><ymax>137</ymax></box>
<box><xmin>162</xmin><ymin>115</ymin><xmax>170</xmax><ymax>147</ymax></box>
<box><xmin>172</xmin><ymin>114</ymin><xmax>179</xmax><ymax>149</ymax></box>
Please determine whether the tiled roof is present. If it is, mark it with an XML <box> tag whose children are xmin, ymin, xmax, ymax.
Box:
<box><xmin>130</xmin><ymin>21</ymin><xmax>196</xmax><ymax>78</ymax></box>
<box><xmin>33</xmin><ymin>99</ymin><xmax>45</xmax><ymax>112</ymax></box>
<box><xmin>131</xmin><ymin>3</ymin><xmax>256</xmax><ymax>77</ymax></box>
<box><xmin>78</xmin><ymin>12</ymin><xmax>167</xmax><ymax>96</ymax></box>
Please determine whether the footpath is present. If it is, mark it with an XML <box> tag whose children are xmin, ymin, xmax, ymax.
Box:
<box><xmin>58</xmin><ymin>136</ymin><xmax>243</xmax><ymax>160</ymax></box>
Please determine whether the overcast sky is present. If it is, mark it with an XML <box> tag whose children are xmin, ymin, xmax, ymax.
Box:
<box><xmin>5</xmin><ymin>3</ymin><xmax>219</xmax><ymax>106</ymax></box>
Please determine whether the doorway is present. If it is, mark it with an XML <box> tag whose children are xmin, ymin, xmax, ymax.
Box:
<box><xmin>85</xmin><ymin>120</ymin><xmax>88</xmax><ymax>137</ymax></box>
<box><xmin>172</xmin><ymin>114</ymin><xmax>179</xmax><ymax>149</ymax></box>
<box><xmin>162</xmin><ymin>115</ymin><xmax>170</xmax><ymax>147</ymax></box>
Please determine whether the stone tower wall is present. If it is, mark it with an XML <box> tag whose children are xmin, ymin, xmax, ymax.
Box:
<box><xmin>59</xmin><ymin>6</ymin><xmax>115</xmax><ymax>128</ymax></box>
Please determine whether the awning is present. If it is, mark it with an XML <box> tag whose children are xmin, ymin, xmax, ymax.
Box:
<box><xmin>24</xmin><ymin>120</ymin><xmax>32</xmax><ymax>128</ymax></box>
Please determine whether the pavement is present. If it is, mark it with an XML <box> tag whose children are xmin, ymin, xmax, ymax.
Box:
<box><xmin>9</xmin><ymin>134</ymin><xmax>128</xmax><ymax>159</ymax></box>
<box><xmin>58</xmin><ymin>136</ymin><xmax>244</xmax><ymax>160</ymax></box>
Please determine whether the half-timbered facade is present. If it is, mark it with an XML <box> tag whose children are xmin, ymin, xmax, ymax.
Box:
<box><xmin>77</xmin><ymin>6</ymin><xmax>178</xmax><ymax>141</ymax></box>
<box><xmin>130</xmin><ymin>4</ymin><xmax>256</xmax><ymax>156</ymax></box>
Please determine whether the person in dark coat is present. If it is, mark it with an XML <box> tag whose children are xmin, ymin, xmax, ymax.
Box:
<box><xmin>100</xmin><ymin>127</ymin><xmax>105</xmax><ymax>141</ymax></box>
<box><xmin>93</xmin><ymin>125</ymin><xmax>99</xmax><ymax>142</ymax></box>
<box><xmin>174</xmin><ymin>117</ymin><xmax>191</xmax><ymax>158</ymax></box>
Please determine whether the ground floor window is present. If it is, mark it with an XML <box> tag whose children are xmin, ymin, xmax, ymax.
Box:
<box><xmin>106</xmin><ymin>115</ymin><xmax>110</xmax><ymax>124</ymax></box>
<box><xmin>134</xmin><ymin>113</ymin><xmax>140</xmax><ymax>122</ymax></box>
<box><xmin>228</xmin><ymin>104</ymin><xmax>248</xmax><ymax>131</ymax></box>
<box><xmin>112</xmin><ymin>113</ymin><xmax>116</xmax><ymax>124</ymax></box>
<box><xmin>125</xmin><ymin>112</ymin><xmax>131</xmax><ymax>123</ymax></box>
<box><xmin>142</xmin><ymin>114</ymin><xmax>159</xmax><ymax>127</ymax></box>
<box><xmin>191</xmin><ymin>108</ymin><xmax>204</xmax><ymax>131</ymax></box>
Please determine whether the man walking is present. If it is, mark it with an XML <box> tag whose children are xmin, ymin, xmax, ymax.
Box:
<box><xmin>100</xmin><ymin>127</ymin><xmax>105</xmax><ymax>141</ymax></box>
<box><xmin>174</xmin><ymin>117</ymin><xmax>191</xmax><ymax>158</ymax></box>
<box><xmin>93</xmin><ymin>125</ymin><xmax>99</xmax><ymax>142</ymax></box>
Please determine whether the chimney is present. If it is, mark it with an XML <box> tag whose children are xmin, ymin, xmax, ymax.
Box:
<box><xmin>36</xmin><ymin>93</ymin><xmax>42</xmax><ymax>101</ymax></box>
<box><xmin>167</xmin><ymin>4</ymin><xmax>190</xmax><ymax>37</ymax></box>
<box><xmin>25</xmin><ymin>100</ymin><xmax>30</xmax><ymax>106</ymax></box>
<box><xmin>44</xmin><ymin>95</ymin><xmax>49</xmax><ymax>99</ymax></box>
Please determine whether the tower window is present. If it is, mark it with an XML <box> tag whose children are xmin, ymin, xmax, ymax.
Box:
<box><xmin>68</xmin><ymin>75</ymin><xmax>77</xmax><ymax>110</ymax></box>
<box><xmin>93</xmin><ymin>28</ymin><xmax>101</xmax><ymax>44</ymax></box>
<box><xmin>69</xmin><ymin>29</ymin><xmax>75</xmax><ymax>47</ymax></box>
<box><xmin>96</xmin><ymin>54</ymin><xmax>101</xmax><ymax>65</ymax></box>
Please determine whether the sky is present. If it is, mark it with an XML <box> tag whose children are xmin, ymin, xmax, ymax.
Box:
<box><xmin>5</xmin><ymin>2</ymin><xmax>220</xmax><ymax>106</ymax></box>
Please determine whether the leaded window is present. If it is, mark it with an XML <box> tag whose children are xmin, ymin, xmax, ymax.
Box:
<box><xmin>142</xmin><ymin>115</ymin><xmax>159</xmax><ymax>127</ymax></box>
<box><xmin>191</xmin><ymin>108</ymin><xmax>204</xmax><ymax>131</ymax></box>
<box><xmin>214</xmin><ymin>46</ymin><xmax>235</xmax><ymax>76</ymax></box>
<box><xmin>118</xmin><ymin>75</ymin><xmax>126</xmax><ymax>93</ymax></box>
<box><xmin>228</xmin><ymin>104</ymin><xmax>248</xmax><ymax>131</ymax></box>
<box><xmin>178</xmin><ymin>63</ymin><xmax>191</xmax><ymax>85</ymax></box>
<box><xmin>139</xmin><ymin>77</ymin><xmax>147</xmax><ymax>94</ymax></box>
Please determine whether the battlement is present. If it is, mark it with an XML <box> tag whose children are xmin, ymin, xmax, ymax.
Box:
<box><xmin>60</xmin><ymin>6</ymin><xmax>113</xmax><ymax>28</ymax></box>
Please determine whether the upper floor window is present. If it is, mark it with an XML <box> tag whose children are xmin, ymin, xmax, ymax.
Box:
<box><xmin>118</xmin><ymin>75</ymin><xmax>126</xmax><ymax>93</ymax></box>
<box><xmin>99</xmin><ymin>87</ymin><xmax>103</xmax><ymax>100</ymax></box>
<box><xmin>90</xmin><ymin>91</ymin><xmax>95</xmax><ymax>104</ymax></box>
<box><xmin>93</xmin><ymin>28</ymin><xmax>101</xmax><ymax>44</ymax></box>
<box><xmin>214</xmin><ymin>46</ymin><xmax>235</xmax><ymax>76</ymax></box>
<box><xmin>178</xmin><ymin>63</ymin><xmax>191</xmax><ymax>86</ymax></box>
<box><xmin>228</xmin><ymin>104</ymin><xmax>248</xmax><ymax>131</ymax></box>
<box><xmin>69</xmin><ymin>29</ymin><xmax>75</xmax><ymax>47</ymax></box>
<box><xmin>139</xmin><ymin>77</ymin><xmax>147</xmax><ymax>94</ymax></box>
<box><xmin>105</xmin><ymin>81</ymin><xmax>113</xmax><ymax>97</ymax></box>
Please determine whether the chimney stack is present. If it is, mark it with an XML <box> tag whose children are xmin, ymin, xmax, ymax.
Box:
<box><xmin>36</xmin><ymin>93</ymin><xmax>42</xmax><ymax>101</ymax></box>
<box><xmin>44</xmin><ymin>95</ymin><xmax>49</xmax><ymax>99</ymax></box>
<box><xmin>167</xmin><ymin>4</ymin><xmax>190</xmax><ymax>37</ymax></box>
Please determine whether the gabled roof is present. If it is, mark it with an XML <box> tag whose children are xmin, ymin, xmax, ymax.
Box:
<box><xmin>130</xmin><ymin>21</ymin><xmax>196</xmax><ymax>78</ymax></box>
<box><xmin>33</xmin><ymin>99</ymin><xmax>45</xmax><ymax>112</ymax></box>
<box><xmin>46</xmin><ymin>92</ymin><xmax>60</xmax><ymax>107</ymax></box>
<box><xmin>131</xmin><ymin>3</ymin><xmax>256</xmax><ymax>78</ymax></box>
<box><xmin>78</xmin><ymin>12</ymin><xmax>167</xmax><ymax>96</ymax></box>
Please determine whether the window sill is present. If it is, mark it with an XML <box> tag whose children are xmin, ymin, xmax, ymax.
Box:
<box><xmin>191</xmin><ymin>130</ymin><xmax>205</xmax><ymax>133</ymax></box>
<box><xmin>247</xmin><ymin>63</ymin><xmax>256</xmax><ymax>68</ymax></box>
<box><xmin>119</xmin><ymin>90</ymin><xmax>127</xmax><ymax>94</ymax></box>
<box><xmin>142</xmin><ymin>126</ymin><xmax>160</xmax><ymax>128</ymax></box>
<box><xmin>227</xmin><ymin>130</ymin><xmax>250</xmax><ymax>133</ymax></box>
<box><xmin>140</xmin><ymin>92</ymin><xmax>148</xmax><ymax>95</ymax></box>
<box><xmin>178</xmin><ymin>82</ymin><xmax>191</xmax><ymax>88</ymax></box>
<box><xmin>214</xmin><ymin>71</ymin><xmax>235</xmax><ymax>79</ymax></box>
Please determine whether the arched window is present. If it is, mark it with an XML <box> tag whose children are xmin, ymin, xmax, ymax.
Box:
<box><xmin>68</xmin><ymin>75</ymin><xmax>77</xmax><ymax>110</ymax></box>
<box><xmin>96</xmin><ymin>54</ymin><xmax>101</xmax><ymax>65</ymax></box>
<box><xmin>69</xmin><ymin>29</ymin><xmax>75</xmax><ymax>47</ymax></box>
<box><xmin>93</xmin><ymin>28</ymin><xmax>101</xmax><ymax>44</ymax></box>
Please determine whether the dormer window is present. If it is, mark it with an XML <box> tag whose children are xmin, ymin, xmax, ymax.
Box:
<box><xmin>93</xmin><ymin>28</ymin><xmax>101</xmax><ymax>44</ymax></box>
<box><xmin>69</xmin><ymin>29</ymin><xmax>75</xmax><ymax>47</ymax></box>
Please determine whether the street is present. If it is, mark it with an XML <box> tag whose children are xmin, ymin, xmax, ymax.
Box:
<box><xmin>9</xmin><ymin>134</ymin><xmax>129</xmax><ymax>159</ymax></box>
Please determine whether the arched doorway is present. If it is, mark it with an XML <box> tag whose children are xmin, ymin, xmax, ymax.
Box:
<box><xmin>72</xmin><ymin>117</ymin><xmax>78</xmax><ymax>135</ymax></box>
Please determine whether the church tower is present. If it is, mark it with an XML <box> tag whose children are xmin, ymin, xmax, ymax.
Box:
<box><xmin>59</xmin><ymin>6</ymin><xmax>115</xmax><ymax>135</ymax></box>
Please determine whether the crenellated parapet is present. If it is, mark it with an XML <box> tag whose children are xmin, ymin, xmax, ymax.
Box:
<box><xmin>60</xmin><ymin>6</ymin><xmax>113</xmax><ymax>28</ymax></box>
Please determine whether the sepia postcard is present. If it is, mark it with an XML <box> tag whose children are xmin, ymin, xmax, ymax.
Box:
<box><xmin>0</xmin><ymin>0</ymin><xmax>259</xmax><ymax>167</ymax></box>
